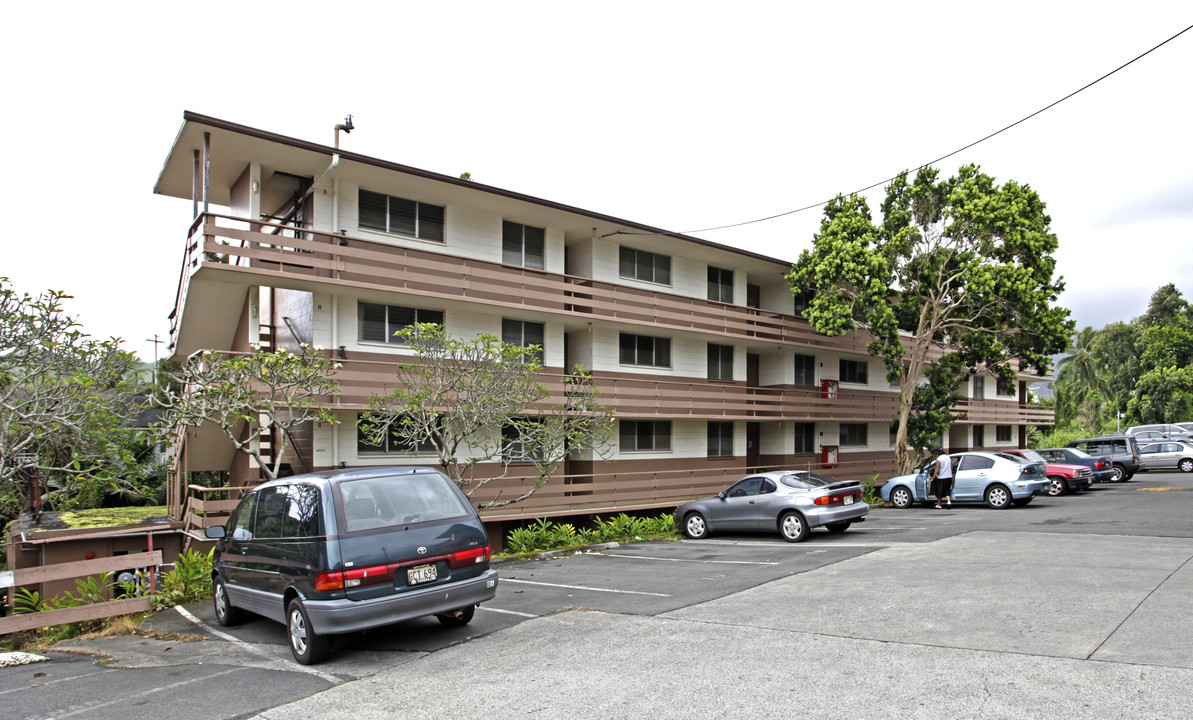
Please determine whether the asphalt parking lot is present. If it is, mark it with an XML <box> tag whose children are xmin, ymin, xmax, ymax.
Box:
<box><xmin>4</xmin><ymin>471</ymin><xmax>1192</xmax><ymax>719</ymax></box>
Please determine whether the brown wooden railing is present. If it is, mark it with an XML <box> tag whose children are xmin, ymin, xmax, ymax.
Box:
<box><xmin>0</xmin><ymin>552</ymin><xmax>164</xmax><ymax>635</ymax></box>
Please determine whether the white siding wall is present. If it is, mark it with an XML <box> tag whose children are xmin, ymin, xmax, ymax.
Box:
<box><xmin>335</xmin><ymin>181</ymin><xmax>565</xmax><ymax>274</ymax></box>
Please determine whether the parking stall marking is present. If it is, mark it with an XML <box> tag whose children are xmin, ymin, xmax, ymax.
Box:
<box><xmin>0</xmin><ymin>668</ymin><xmax>118</xmax><ymax>697</ymax></box>
<box><xmin>502</xmin><ymin>578</ymin><xmax>672</xmax><ymax>597</ymax></box>
<box><xmin>598</xmin><ymin>553</ymin><xmax>779</xmax><ymax>566</ymax></box>
<box><xmin>478</xmin><ymin>606</ymin><xmax>539</xmax><ymax>618</ymax></box>
<box><xmin>49</xmin><ymin>667</ymin><xmax>240</xmax><ymax>719</ymax></box>
<box><xmin>173</xmin><ymin>605</ymin><xmax>340</xmax><ymax>684</ymax></box>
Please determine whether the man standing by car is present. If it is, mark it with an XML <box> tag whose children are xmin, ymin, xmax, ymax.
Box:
<box><xmin>929</xmin><ymin>447</ymin><xmax>953</xmax><ymax>508</ymax></box>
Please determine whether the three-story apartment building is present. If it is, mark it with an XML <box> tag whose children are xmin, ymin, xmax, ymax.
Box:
<box><xmin>156</xmin><ymin>112</ymin><xmax>1053</xmax><ymax>536</ymax></box>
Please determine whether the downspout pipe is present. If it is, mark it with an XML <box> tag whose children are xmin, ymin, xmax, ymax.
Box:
<box><xmin>302</xmin><ymin>154</ymin><xmax>340</xmax><ymax>204</ymax></box>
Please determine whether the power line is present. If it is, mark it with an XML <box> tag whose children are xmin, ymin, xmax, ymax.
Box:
<box><xmin>672</xmin><ymin>23</ymin><xmax>1193</xmax><ymax>236</ymax></box>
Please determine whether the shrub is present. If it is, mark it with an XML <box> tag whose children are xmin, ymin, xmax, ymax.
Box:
<box><xmin>503</xmin><ymin>512</ymin><xmax>678</xmax><ymax>555</ymax></box>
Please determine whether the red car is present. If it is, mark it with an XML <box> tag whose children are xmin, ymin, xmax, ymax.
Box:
<box><xmin>1002</xmin><ymin>449</ymin><xmax>1093</xmax><ymax>496</ymax></box>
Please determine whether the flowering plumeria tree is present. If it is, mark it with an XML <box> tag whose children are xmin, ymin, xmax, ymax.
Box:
<box><xmin>161</xmin><ymin>344</ymin><xmax>341</xmax><ymax>482</ymax></box>
<box><xmin>361</xmin><ymin>324</ymin><xmax>614</xmax><ymax>508</ymax></box>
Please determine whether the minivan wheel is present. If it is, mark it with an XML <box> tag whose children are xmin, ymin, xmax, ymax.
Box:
<box><xmin>437</xmin><ymin>604</ymin><xmax>476</xmax><ymax>627</ymax></box>
<box><xmin>213</xmin><ymin>577</ymin><xmax>244</xmax><ymax>627</ymax></box>
<box><xmin>287</xmin><ymin>599</ymin><xmax>330</xmax><ymax>665</ymax></box>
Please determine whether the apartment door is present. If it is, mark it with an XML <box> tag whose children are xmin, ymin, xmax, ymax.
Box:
<box><xmin>746</xmin><ymin>422</ymin><xmax>761</xmax><ymax>472</ymax></box>
<box><xmin>747</xmin><ymin>354</ymin><xmax>760</xmax><ymax>389</ymax></box>
<box><xmin>747</xmin><ymin>284</ymin><xmax>761</xmax><ymax>311</ymax></box>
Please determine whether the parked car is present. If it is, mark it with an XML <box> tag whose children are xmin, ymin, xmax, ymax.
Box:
<box><xmin>1175</xmin><ymin>422</ymin><xmax>1193</xmax><ymax>433</ymax></box>
<box><xmin>880</xmin><ymin>451</ymin><xmax>1048</xmax><ymax>509</ymax></box>
<box><xmin>1137</xmin><ymin>441</ymin><xmax>1193</xmax><ymax>473</ymax></box>
<box><xmin>1035</xmin><ymin>447</ymin><xmax>1117</xmax><ymax>483</ymax></box>
<box><xmin>205</xmin><ymin>467</ymin><xmax>498</xmax><ymax>665</ymax></box>
<box><xmin>1001</xmin><ymin>448</ymin><xmax>1093</xmax><ymax>496</ymax></box>
<box><xmin>1126</xmin><ymin>424</ymin><xmax>1193</xmax><ymax>442</ymax></box>
<box><xmin>674</xmin><ymin>470</ymin><xmax>869</xmax><ymax>543</ymax></box>
<box><xmin>1065</xmin><ymin>436</ymin><xmax>1142</xmax><ymax>482</ymax></box>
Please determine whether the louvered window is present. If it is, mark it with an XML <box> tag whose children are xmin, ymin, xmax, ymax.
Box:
<box><xmin>359</xmin><ymin>302</ymin><xmax>444</xmax><ymax>343</ymax></box>
<box><xmin>359</xmin><ymin>189</ymin><xmax>444</xmax><ymax>242</ymax></box>
<box><xmin>619</xmin><ymin>246</ymin><xmax>671</xmax><ymax>285</ymax></box>
<box><xmin>502</xmin><ymin>221</ymin><xmax>546</xmax><ymax>269</ymax></box>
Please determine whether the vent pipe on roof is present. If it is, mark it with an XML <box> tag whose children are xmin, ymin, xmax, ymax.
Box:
<box><xmin>334</xmin><ymin>114</ymin><xmax>354</xmax><ymax>149</ymax></box>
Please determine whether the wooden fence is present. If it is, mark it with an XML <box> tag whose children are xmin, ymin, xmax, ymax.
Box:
<box><xmin>0</xmin><ymin>551</ymin><xmax>164</xmax><ymax>635</ymax></box>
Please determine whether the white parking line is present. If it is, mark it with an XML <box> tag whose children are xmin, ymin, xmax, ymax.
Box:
<box><xmin>0</xmin><ymin>668</ymin><xmax>118</xmax><ymax>696</ymax></box>
<box><xmin>173</xmin><ymin>605</ymin><xmax>340</xmax><ymax>684</ymax></box>
<box><xmin>478</xmin><ymin>606</ymin><xmax>538</xmax><ymax>618</ymax></box>
<box><xmin>600</xmin><ymin>553</ymin><xmax>779</xmax><ymax>566</ymax></box>
<box><xmin>502</xmin><ymin>578</ymin><xmax>671</xmax><ymax>597</ymax></box>
<box><xmin>50</xmin><ymin>667</ymin><xmax>240</xmax><ymax>719</ymax></box>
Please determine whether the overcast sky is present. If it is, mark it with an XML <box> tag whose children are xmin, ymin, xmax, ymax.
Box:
<box><xmin>2</xmin><ymin>2</ymin><xmax>1190</xmax><ymax>363</ymax></box>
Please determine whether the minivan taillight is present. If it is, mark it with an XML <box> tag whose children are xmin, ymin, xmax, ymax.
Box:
<box><xmin>448</xmin><ymin>545</ymin><xmax>490</xmax><ymax>569</ymax></box>
<box><xmin>315</xmin><ymin>563</ymin><xmax>395</xmax><ymax>591</ymax></box>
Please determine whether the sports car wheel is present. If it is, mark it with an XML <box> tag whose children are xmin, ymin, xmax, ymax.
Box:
<box><xmin>778</xmin><ymin>511</ymin><xmax>808</xmax><ymax>543</ymax></box>
<box><xmin>1180</xmin><ymin>458</ymin><xmax>1193</xmax><ymax>473</ymax></box>
<box><xmin>826</xmin><ymin>522</ymin><xmax>852</xmax><ymax>533</ymax></box>
<box><xmin>890</xmin><ymin>486</ymin><xmax>913</xmax><ymax>509</ymax></box>
<box><xmin>213</xmin><ymin>577</ymin><xmax>244</xmax><ymax>627</ymax></box>
<box><xmin>1047</xmin><ymin>477</ymin><xmax>1067</xmax><ymax>497</ymax></box>
<box><xmin>985</xmin><ymin>484</ymin><xmax>1011</xmax><ymax>509</ymax></box>
<box><xmin>683</xmin><ymin>512</ymin><xmax>710</xmax><ymax>539</ymax></box>
<box><xmin>287</xmin><ymin>599</ymin><xmax>330</xmax><ymax>665</ymax></box>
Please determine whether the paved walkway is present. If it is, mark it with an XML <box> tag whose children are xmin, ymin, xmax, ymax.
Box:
<box><xmin>247</xmin><ymin>531</ymin><xmax>1193</xmax><ymax>719</ymax></box>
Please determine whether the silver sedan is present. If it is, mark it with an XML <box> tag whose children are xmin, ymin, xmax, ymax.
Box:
<box><xmin>674</xmin><ymin>471</ymin><xmax>869</xmax><ymax>543</ymax></box>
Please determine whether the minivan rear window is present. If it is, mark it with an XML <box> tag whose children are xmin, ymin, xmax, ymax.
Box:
<box><xmin>340</xmin><ymin>472</ymin><xmax>470</xmax><ymax>532</ymax></box>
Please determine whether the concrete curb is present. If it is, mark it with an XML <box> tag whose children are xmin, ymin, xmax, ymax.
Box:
<box><xmin>492</xmin><ymin>541</ymin><xmax>622</xmax><ymax>566</ymax></box>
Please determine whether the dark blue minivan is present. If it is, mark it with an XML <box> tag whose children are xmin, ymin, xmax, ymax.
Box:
<box><xmin>205</xmin><ymin>466</ymin><xmax>498</xmax><ymax>664</ymax></box>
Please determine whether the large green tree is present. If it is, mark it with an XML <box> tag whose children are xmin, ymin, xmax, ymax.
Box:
<box><xmin>788</xmin><ymin>165</ymin><xmax>1073</xmax><ymax>473</ymax></box>
<box><xmin>0</xmin><ymin>279</ymin><xmax>142</xmax><ymax>519</ymax></box>
<box><xmin>1127</xmin><ymin>284</ymin><xmax>1193</xmax><ymax>424</ymax></box>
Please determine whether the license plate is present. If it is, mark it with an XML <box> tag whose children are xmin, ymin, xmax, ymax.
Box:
<box><xmin>407</xmin><ymin>564</ymin><xmax>437</xmax><ymax>586</ymax></box>
<box><xmin>844</xmin><ymin>495</ymin><xmax>854</xmax><ymax>505</ymax></box>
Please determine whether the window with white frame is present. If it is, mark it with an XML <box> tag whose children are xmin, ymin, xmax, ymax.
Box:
<box><xmin>357</xmin><ymin>414</ymin><xmax>437</xmax><ymax>455</ymax></box>
<box><xmin>358</xmin><ymin>189</ymin><xmax>444</xmax><ymax>242</ymax></box>
<box><xmin>708</xmin><ymin>422</ymin><xmax>733</xmax><ymax>457</ymax></box>
<box><xmin>502</xmin><ymin>421</ymin><xmax>544</xmax><ymax>462</ymax></box>
<box><xmin>997</xmin><ymin>377</ymin><xmax>1016</xmax><ymax>397</ymax></box>
<box><xmin>708</xmin><ymin>343</ymin><xmax>734</xmax><ymax>380</ymax></box>
<box><xmin>793</xmin><ymin>288</ymin><xmax>814</xmax><ymax>315</ymax></box>
<box><xmin>840</xmin><ymin>358</ymin><xmax>868</xmax><ymax>384</ymax></box>
<box><xmin>996</xmin><ymin>425</ymin><xmax>1013</xmax><ymax>442</ymax></box>
<box><xmin>620</xmin><ymin>420</ymin><xmax>672</xmax><ymax>451</ymax></box>
<box><xmin>840</xmin><ymin>423</ymin><xmax>868</xmax><ymax>447</ymax></box>
<box><xmin>794</xmin><ymin>423</ymin><xmax>816</xmax><ymax>453</ymax></box>
<box><xmin>793</xmin><ymin>354</ymin><xmax>816</xmax><ymax>386</ymax></box>
<box><xmin>502</xmin><ymin>318</ymin><xmax>545</xmax><ymax>363</ymax></box>
<box><xmin>359</xmin><ymin>302</ymin><xmax>444</xmax><ymax>343</ymax></box>
<box><xmin>973</xmin><ymin>375</ymin><xmax>985</xmax><ymax>399</ymax></box>
<box><xmin>707</xmin><ymin>266</ymin><xmax>734</xmax><ymax>303</ymax></box>
<box><xmin>619</xmin><ymin>246</ymin><xmax>671</xmax><ymax>285</ymax></box>
<box><xmin>620</xmin><ymin>333</ymin><xmax>671</xmax><ymax>368</ymax></box>
<box><xmin>502</xmin><ymin>221</ymin><xmax>545</xmax><ymax>269</ymax></box>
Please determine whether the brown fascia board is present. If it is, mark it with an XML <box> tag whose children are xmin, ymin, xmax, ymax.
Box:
<box><xmin>173</xmin><ymin>111</ymin><xmax>792</xmax><ymax>268</ymax></box>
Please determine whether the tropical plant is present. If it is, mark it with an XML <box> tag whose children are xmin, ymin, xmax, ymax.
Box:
<box><xmin>362</xmin><ymin>324</ymin><xmax>615</xmax><ymax>508</ymax></box>
<box><xmin>159</xmin><ymin>345</ymin><xmax>341</xmax><ymax>482</ymax></box>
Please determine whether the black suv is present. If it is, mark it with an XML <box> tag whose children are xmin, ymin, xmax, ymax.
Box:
<box><xmin>206</xmin><ymin>467</ymin><xmax>498</xmax><ymax>664</ymax></box>
<box><xmin>1065</xmin><ymin>436</ymin><xmax>1142</xmax><ymax>482</ymax></box>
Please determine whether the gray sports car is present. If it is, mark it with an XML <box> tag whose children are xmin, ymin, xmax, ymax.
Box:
<box><xmin>673</xmin><ymin>471</ymin><xmax>869</xmax><ymax>543</ymax></box>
